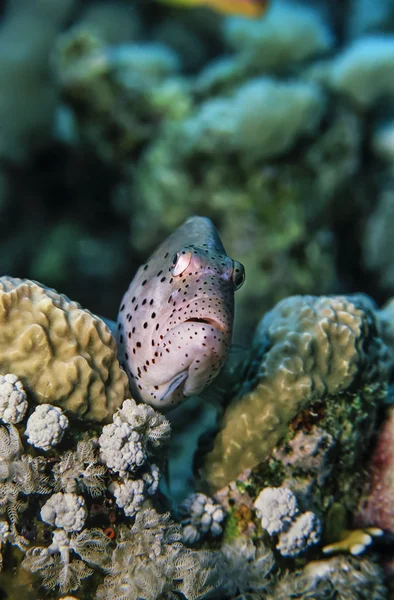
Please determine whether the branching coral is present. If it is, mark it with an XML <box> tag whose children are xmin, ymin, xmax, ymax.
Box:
<box><xmin>22</xmin><ymin>527</ymin><xmax>112</xmax><ymax>593</ymax></box>
<box><xmin>0</xmin><ymin>276</ymin><xmax>129</xmax><ymax>422</ymax></box>
<box><xmin>175</xmin><ymin>77</ymin><xmax>326</xmax><ymax>164</ymax></box>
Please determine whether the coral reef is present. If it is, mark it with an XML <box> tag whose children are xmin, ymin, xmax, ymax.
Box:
<box><xmin>201</xmin><ymin>294</ymin><xmax>389</xmax><ymax>490</ymax></box>
<box><xmin>0</xmin><ymin>0</ymin><xmax>393</xmax><ymax>597</ymax></box>
<box><xmin>99</xmin><ymin>399</ymin><xmax>169</xmax><ymax>520</ymax></box>
<box><xmin>0</xmin><ymin>276</ymin><xmax>129</xmax><ymax>422</ymax></box>
<box><xmin>96</xmin><ymin>508</ymin><xmax>222</xmax><ymax>600</ymax></box>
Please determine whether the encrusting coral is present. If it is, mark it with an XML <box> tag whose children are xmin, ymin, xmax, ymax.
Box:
<box><xmin>201</xmin><ymin>294</ymin><xmax>390</xmax><ymax>490</ymax></box>
<box><xmin>0</xmin><ymin>276</ymin><xmax>129</xmax><ymax>422</ymax></box>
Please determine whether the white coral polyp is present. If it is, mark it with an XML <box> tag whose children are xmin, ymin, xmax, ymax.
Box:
<box><xmin>109</xmin><ymin>479</ymin><xmax>145</xmax><ymax>517</ymax></box>
<box><xmin>0</xmin><ymin>374</ymin><xmax>28</xmax><ymax>424</ymax></box>
<box><xmin>41</xmin><ymin>492</ymin><xmax>87</xmax><ymax>533</ymax></box>
<box><xmin>99</xmin><ymin>415</ymin><xmax>146</xmax><ymax>476</ymax></box>
<box><xmin>142</xmin><ymin>464</ymin><xmax>160</xmax><ymax>496</ymax></box>
<box><xmin>254</xmin><ymin>486</ymin><xmax>299</xmax><ymax>535</ymax></box>
<box><xmin>180</xmin><ymin>493</ymin><xmax>225</xmax><ymax>544</ymax></box>
<box><xmin>277</xmin><ymin>511</ymin><xmax>321</xmax><ymax>557</ymax></box>
<box><xmin>25</xmin><ymin>404</ymin><xmax>69</xmax><ymax>450</ymax></box>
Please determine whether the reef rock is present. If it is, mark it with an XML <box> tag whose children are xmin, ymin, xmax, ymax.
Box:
<box><xmin>0</xmin><ymin>277</ymin><xmax>129</xmax><ymax>422</ymax></box>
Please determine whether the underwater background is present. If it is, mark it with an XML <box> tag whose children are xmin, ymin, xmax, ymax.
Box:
<box><xmin>0</xmin><ymin>0</ymin><xmax>394</xmax><ymax>598</ymax></box>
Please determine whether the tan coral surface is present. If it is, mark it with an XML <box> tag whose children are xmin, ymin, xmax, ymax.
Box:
<box><xmin>0</xmin><ymin>277</ymin><xmax>129</xmax><ymax>422</ymax></box>
<box><xmin>202</xmin><ymin>295</ymin><xmax>388</xmax><ymax>491</ymax></box>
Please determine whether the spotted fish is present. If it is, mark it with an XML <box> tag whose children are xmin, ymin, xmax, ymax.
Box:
<box><xmin>117</xmin><ymin>216</ymin><xmax>245</xmax><ymax>409</ymax></box>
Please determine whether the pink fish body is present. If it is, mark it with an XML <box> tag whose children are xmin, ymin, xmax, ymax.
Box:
<box><xmin>117</xmin><ymin>216</ymin><xmax>244</xmax><ymax>409</ymax></box>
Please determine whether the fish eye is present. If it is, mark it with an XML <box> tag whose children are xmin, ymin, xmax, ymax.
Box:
<box><xmin>171</xmin><ymin>250</ymin><xmax>193</xmax><ymax>276</ymax></box>
<box><xmin>232</xmin><ymin>261</ymin><xmax>245</xmax><ymax>291</ymax></box>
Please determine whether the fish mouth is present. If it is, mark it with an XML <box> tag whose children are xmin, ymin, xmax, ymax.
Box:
<box><xmin>184</xmin><ymin>317</ymin><xmax>224</xmax><ymax>331</ymax></box>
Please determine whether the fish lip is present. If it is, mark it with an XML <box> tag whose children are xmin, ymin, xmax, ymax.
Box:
<box><xmin>184</xmin><ymin>317</ymin><xmax>225</xmax><ymax>331</ymax></box>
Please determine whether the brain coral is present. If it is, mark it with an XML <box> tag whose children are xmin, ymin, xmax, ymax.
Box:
<box><xmin>201</xmin><ymin>295</ymin><xmax>389</xmax><ymax>490</ymax></box>
<box><xmin>0</xmin><ymin>277</ymin><xmax>129</xmax><ymax>422</ymax></box>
